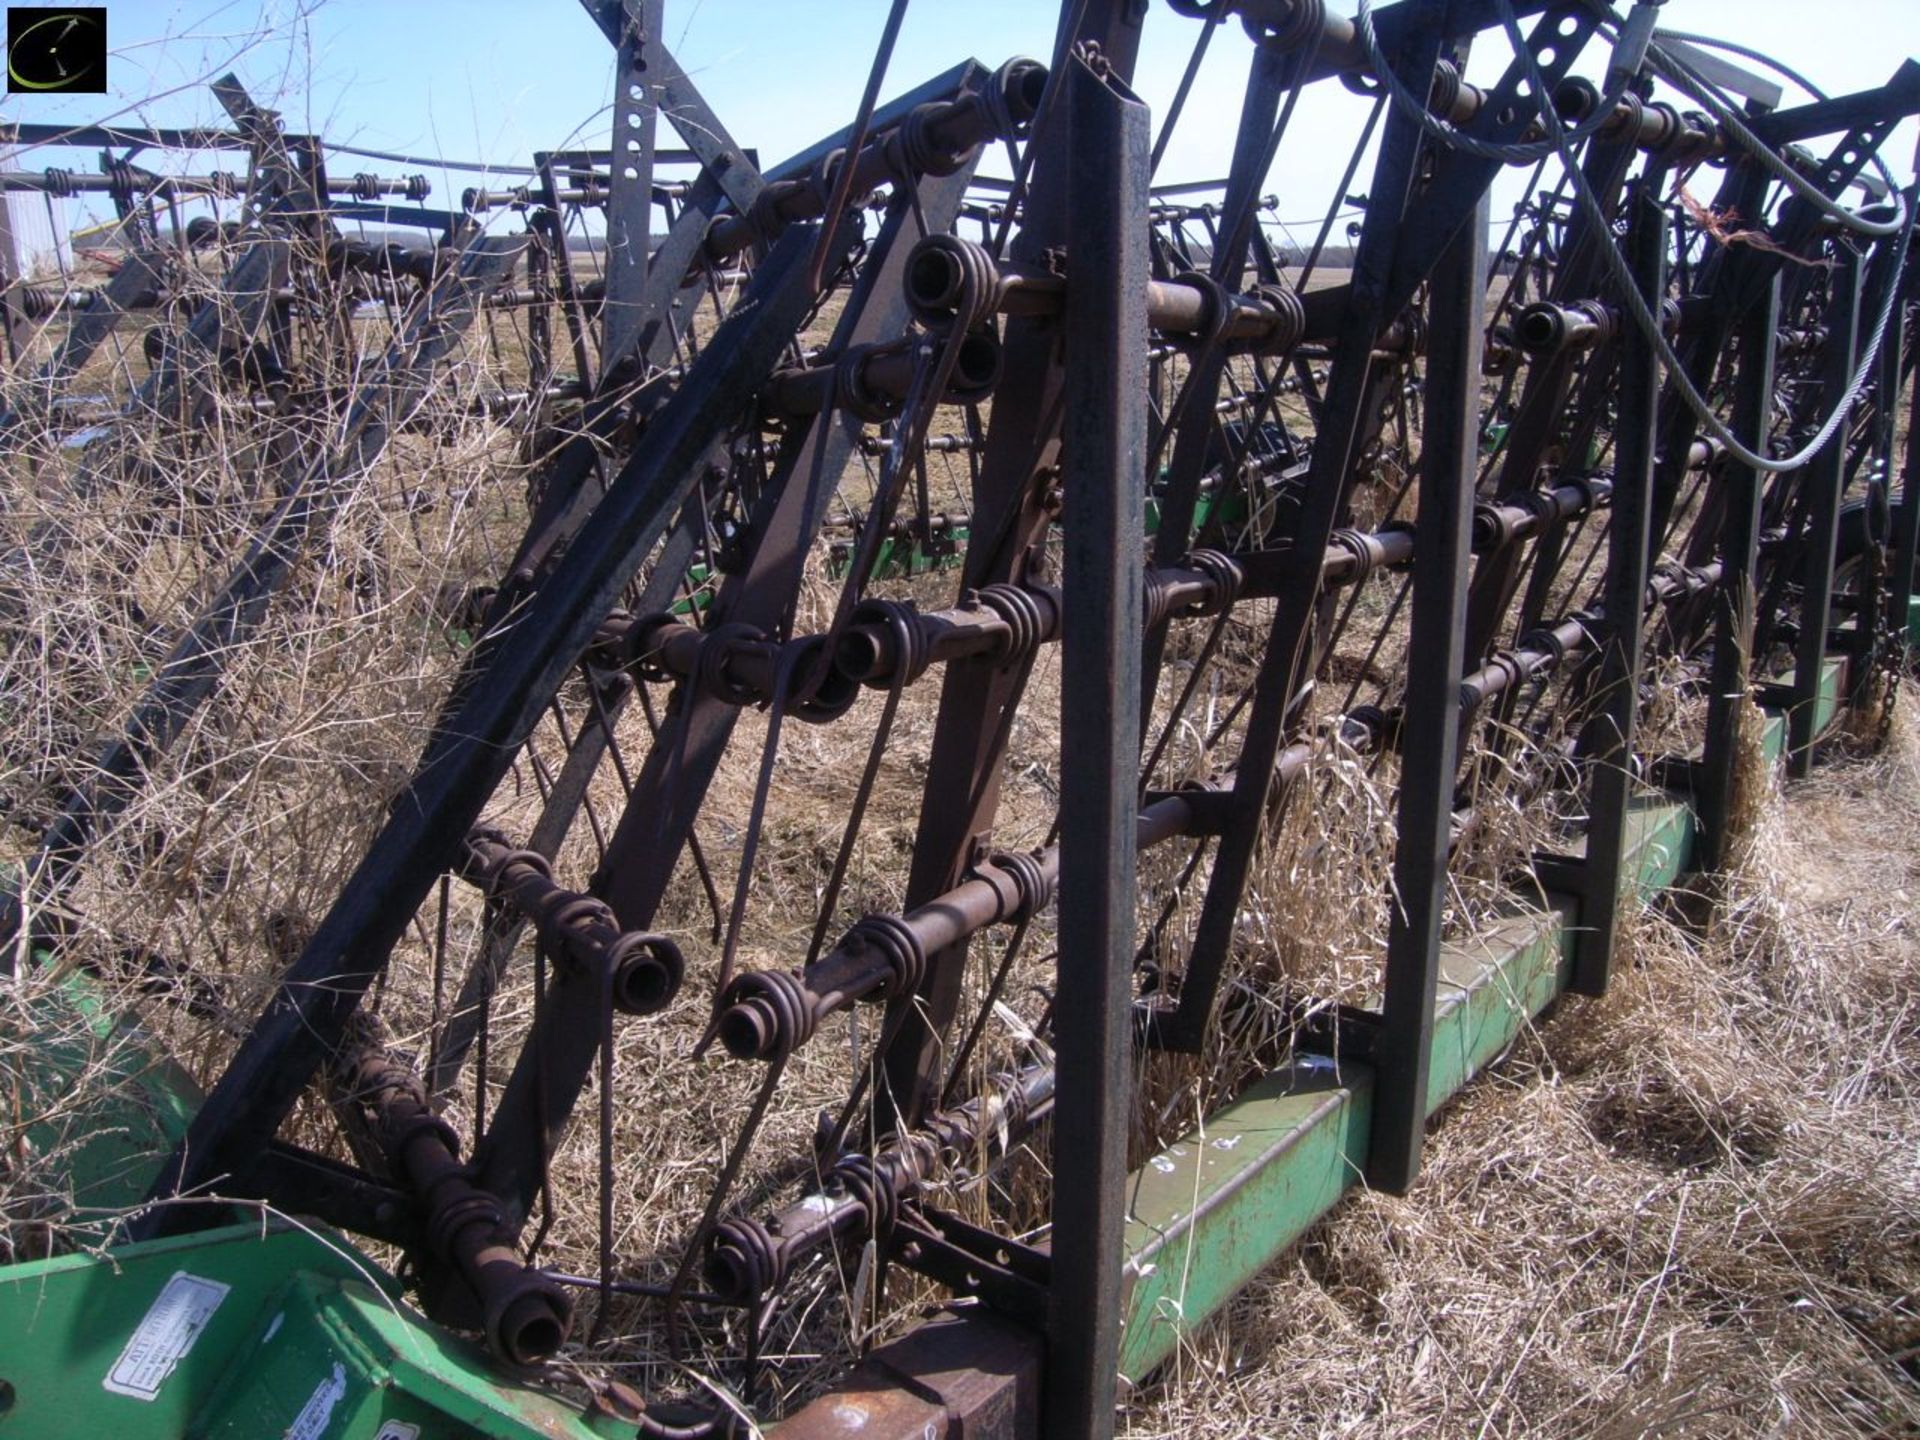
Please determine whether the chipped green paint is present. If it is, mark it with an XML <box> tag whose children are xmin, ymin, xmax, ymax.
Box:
<box><xmin>1117</xmin><ymin>1060</ymin><xmax>1368</xmax><ymax>1384</ymax></box>
<box><xmin>0</xmin><ymin>1222</ymin><xmax>622</xmax><ymax>1439</ymax></box>
<box><xmin>1115</xmin><ymin>713</ymin><xmax>1777</xmax><ymax>1383</ymax></box>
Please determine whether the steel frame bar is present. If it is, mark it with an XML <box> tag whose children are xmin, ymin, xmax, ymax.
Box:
<box><xmin>1694</xmin><ymin>275</ymin><xmax>1781</xmax><ymax>872</ymax></box>
<box><xmin>1045</xmin><ymin>47</ymin><xmax>1148</xmax><ymax>1440</ymax></box>
<box><xmin>1364</xmin><ymin>190</ymin><xmax>1486</xmax><ymax>1193</ymax></box>
<box><xmin>1788</xmin><ymin>248</ymin><xmax>1862</xmax><ymax>774</ymax></box>
<box><xmin>1560</xmin><ymin>179</ymin><xmax>1664</xmax><ymax>997</ymax></box>
<box><xmin>1149</xmin><ymin>5</ymin><xmax>1447</xmax><ymax>1055</ymax></box>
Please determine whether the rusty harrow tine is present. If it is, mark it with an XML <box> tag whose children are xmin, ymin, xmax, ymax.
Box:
<box><xmin>705</xmin><ymin>650</ymin><xmax>803</xmax><ymax>1013</ymax></box>
<box><xmin>1297</xmin><ymin>91</ymin><xmax>1384</xmax><ymax>292</ymax></box>
<box><xmin>806</xmin><ymin>0</ymin><xmax>911</xmax><ymax>295</ymax></box>
<box><xmin>630</xmin><ymin>681</ymin><xmax>724</xmax><ymax>942</ymax></box>
<box><xmin>1149</xmin><ymin>15</ymin><xmax>1216</xmax><ymax>180</ymax></box>
<box><xmin>803</xmin><ymin>635</ymin><xmax>912</xmax><ymax>972</ymax></box>
<box><xmin>936</xmin><ymin>911</ymin><xmax>1037</xmax><ymax>1113</ymax></box>
<box><xmin>663</xmin><ymin>1055</ymin><xmax>790</xmax><ymax>1360</ymax></box>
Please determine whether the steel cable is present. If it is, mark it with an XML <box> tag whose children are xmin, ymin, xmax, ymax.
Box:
<box><xmin>1493</xmin><ymin>0</ymin><xmax>1917</xmax><ymax>475</ymax></box>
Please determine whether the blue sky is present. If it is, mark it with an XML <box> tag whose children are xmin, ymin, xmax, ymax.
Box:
<box><xmin>5</xmin><ymin>1</ymin><xmax>1917</xmax><ymax>243</ymax></box>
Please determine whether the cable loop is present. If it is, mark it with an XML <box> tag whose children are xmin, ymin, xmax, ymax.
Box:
<box><xmin>1353</xmin><ymin>0</ymin><xmax>1631</xmax><ymax>166</ymax></box>
<box><xmin>1492</xmin><ymin>0</ymin><xmax>1916</xmax><ymax>472</ymax></box>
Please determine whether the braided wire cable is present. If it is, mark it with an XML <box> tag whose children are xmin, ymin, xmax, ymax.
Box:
<box><xmin>1492</xmin><ymin>0</ymin><xmax>1916</xmax><ymax>474</ymax></box>
<box><xmin>1637</xmin><ymin>30</ymin><xmax>1908</xmax><ymax>238</ymax></box>
<box><xmin>1351</xmin><ymin>0</ymin><xmax>1636</xmax><ymax>165</ymax></box>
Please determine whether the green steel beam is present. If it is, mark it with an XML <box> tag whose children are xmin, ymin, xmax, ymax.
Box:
<box><xmin>0</xmin><ymin>962</ymin><xmax>200</xmax><ymax>1238</ymax></box>
<box><xmin>1115</xmin><ymin>790</ymin><xmax>1685</xmax><ymax>1382</ymax></box>
<box><xmin>1111</xmin><ymin>675</ymin><xmax>1818</xmax><ymax>1385</ymax></box>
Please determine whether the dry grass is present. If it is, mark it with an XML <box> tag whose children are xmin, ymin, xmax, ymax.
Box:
<box><xmin>1121</xmin><ymin>693</ymin><xmax>1920</xmax><ymax>1439</ymax></box>
<box><xmin>2</xmin><ymin>83</ymin><xmax>1913</xmax><ymax>1440</ymax></box>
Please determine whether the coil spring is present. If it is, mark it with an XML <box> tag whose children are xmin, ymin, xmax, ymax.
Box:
<box><xmin>886</xmin><ymin>102</ymin><xmax>974</xmax><ymax>182</ymax></box>
<box><xmin>605</xmin><ymin>931</ymin><xmax>684</xmax><ymax>1015</ymax></box>
<box><xmin>1327</xmin><ymin>527</ymin><xmax>1386</xmax><ymax>584</ymax></box>
<box><xmin>462</xmin><ymin>828</ymin><xmax>552</xmax><ymax>891</ymax></box>
<box><xmin>836</xmin><ymin>344</ymin><xmax>903</xmax><ymax>423</ymax></box>
<box><xmin>1249</xmin><ymin>282</ymin><xmax>1307</xmax><ymax>351</ymax></box>
<box><xmin>717</xmin><ymin>968</ymin><xmax>815</xmax><ymax>1061</ymax></box>
<box><xmin>983</xmin><ymin>57</ymin><xmax>1048</xmax><ymax>141</ymax></box>
<box><xmin>852</xmin><ymin>597</ymin><xmax>931</xmax><ymax>687</ymax></box>
<box><xmin>1172</xmin><ymin>268</ymin><xmax>1234</xmax><ymax>353</ymax></box>
<box><xmin>830</xmin><ymin>1150</ymin><xmax>902</xmax><ymax>1237</ymax></box>
<box><xmin>705</xmin><ymin>1214</ymin><xmax>785</xmax><ymax>1303</ymax></box>
<box><xmin>696</xmin><ymin>622</ymin><xmax>767</xmax><ymax>706</ymax></box>
<box><xmin>1243</xmin><ymin>0</ymin><xmax>1326</xmax><ymax>52</ymax></box>
<box><xmin>1185</xmin><ymin>549</ymin><xmax>1246</xmax><ymax>615</ymax></box>
<box><xmin>988</xmin><ymin>848</ymin><xmax>1056</xmax><ymax>922</ymax></box>
<box><xmin>904</xmin><ymin>233</ymin><xmax>1000</xmax><ymax>332</ymax></box>
<box><xmin>974</xmin><ymin>583</ymin><xmax>1049</xmax><ymax>665</ymax></box>
<box><xmin>846</xmin><ymin>912</ymin><xmax>927</xmax><ymax>998</ymax></box>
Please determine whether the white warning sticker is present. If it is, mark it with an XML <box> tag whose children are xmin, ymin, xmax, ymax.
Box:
<box><xmin>373</xmin><ymin>1424</ymin><xmax>421</xmax><ymax>1440</ymax></box>
<box><xmin>102</xmin><ymin>1270</ymin><xmax>231</xmax><ymax>1401</ymax></box>
<box><xmin>284</xmin><ymin>1361</ymin><xmax>348</xmax><ymax>1440</ymax></box>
